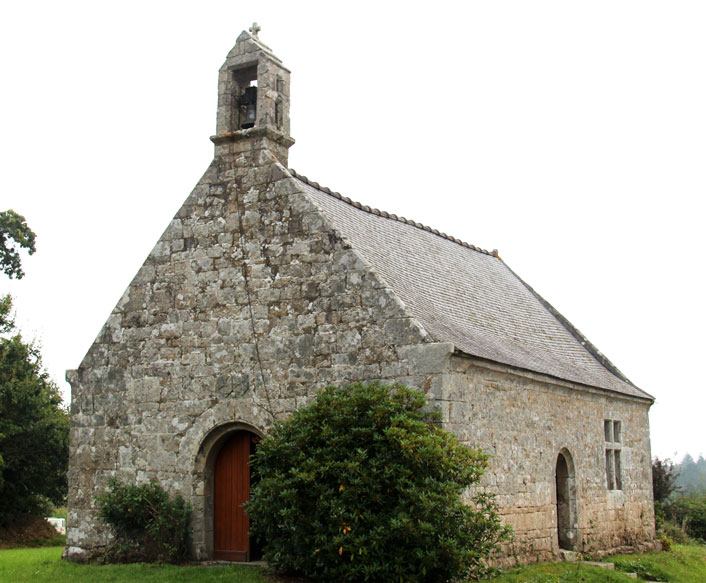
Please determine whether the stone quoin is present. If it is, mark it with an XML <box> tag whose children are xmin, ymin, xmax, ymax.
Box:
<box><xmin>64</xmin><ymin>27</ymin><xmax>657</xmax><ymax>564</ymax></box>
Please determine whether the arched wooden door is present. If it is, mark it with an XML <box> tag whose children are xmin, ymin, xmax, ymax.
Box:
<box><xmin>213</xmin><ymin>431</ymin><xmax>256</xmax><ymax>560</ymax></box>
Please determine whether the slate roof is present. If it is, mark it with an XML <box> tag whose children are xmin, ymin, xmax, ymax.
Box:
<box><xmin>292</xmin><ymin>170</ymin><xmax>653</xmax><ymax>401</ymax></box>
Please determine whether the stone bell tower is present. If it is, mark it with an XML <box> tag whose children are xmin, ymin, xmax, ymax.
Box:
<box><xmin>211</xmin><ymin>23</ymin><xmax>294</xmax><ymax>166</ymax></box>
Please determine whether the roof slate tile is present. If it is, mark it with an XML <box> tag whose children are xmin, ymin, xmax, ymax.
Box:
<box><xmin>291</xmin><ymin>171</ymin><xmax>652</xmax><ymax>400</ymax></box>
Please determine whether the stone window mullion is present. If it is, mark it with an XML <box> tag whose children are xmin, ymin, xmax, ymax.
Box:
<box><xmin>604</xmin><ymin>418</ymin><xmax>622</xmax><ymax>491</ymax></box>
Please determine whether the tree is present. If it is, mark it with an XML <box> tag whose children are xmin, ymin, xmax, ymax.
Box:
<box><xmin>0</xmin><ymin>208</ymin><xmax>35</xmax><ymax>333</ymax></box>
<box><xmin>0</xmin><ymin>211</ymin><xmax>69</xmax><ymax>526</ymax></box>
<box><xmin>246</xmin><ymin>383</ymin><xmax>511</xmax><ymax>583</ymax></box>
<box><xmin>653</xmin><ymin>457</ymin><xmax>681</xmax><ymax>504</ymax></box>
<box><xmin>676</xmin><ymin>454</ymin><xmax>706</xmax><ymax>496</ymax></box>
<box><xmin>0</xmin><ymin>307</ymin><xmax>69</xmax><ymax>524</ymax></box>
<box><xmin>0</xmin><ymin>209</ymin><xmax>36</xmax><ymax>280</ymax></box>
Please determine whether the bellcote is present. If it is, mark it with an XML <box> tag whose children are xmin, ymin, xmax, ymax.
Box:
<box><xmin>211</xmin><ymin>25</ymin><xmax>294</xmax><ymax>165</ymax></box>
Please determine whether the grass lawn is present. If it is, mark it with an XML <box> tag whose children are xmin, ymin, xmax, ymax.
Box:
<box><xmin>481</xmin><ymin>562</ymin><xmax>636</xmax><ymax>582</ymax></box>
<box><xmin>0</xmin><ymin>546</ymin><xmax>270</xmax><ymax>583</ymax></box>
<box><xmin>609</xmin><ymin>544</ymin><xmax>706</xmax><ymax>582</ymax></box>
<box><xmin>2</xmin><ymin>543</ymin><xmax>705</xmax><ymax>583</ymax></box>
<box><xmin>479</xmin><ymin>544</ymin><xmax>706</xmax><ymax>583</ymax></box>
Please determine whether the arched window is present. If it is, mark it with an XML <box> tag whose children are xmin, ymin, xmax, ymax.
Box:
<box><xmin>555</xmin><ymin>449</ymin><xmax>578</xmax><ymax>551</ymax></box>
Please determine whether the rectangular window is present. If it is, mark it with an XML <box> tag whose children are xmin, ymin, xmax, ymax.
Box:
<box><xmin>605</xmin><ymin>448</ymin><xmax>615</xmax><ymax>489</ymax></box>
<box><xmin>614</xmin><ymin>450</ymin><xmax>622</xmax><ymax>490</ymax></box>
<box><xmin>604</xmin><ymin>419</ymin><xmax>622</xmax><ymax>490</ymax></box>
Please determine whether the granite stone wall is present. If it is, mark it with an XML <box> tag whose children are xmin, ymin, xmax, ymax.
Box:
<box><xmin>432</xmin><ymin>354</ymin><xmax>656</xmax><ymax>564</ymax></box>
<box><xmin>63</xmin><ymin>140</ymin><xmax>447</xmax><ymax>561</ymax></box>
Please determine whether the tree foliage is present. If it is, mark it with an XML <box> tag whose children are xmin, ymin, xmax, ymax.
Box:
<box><xmin>97</xmin><ymin>479</ymin><xmax>192</xmax><ymax>563</ymax></box>
<box><xmin>246</xmin><ymin>383</ymin><xmax>511</xmax><ymax>583</ymax></box>
<box><xmin>0</xmin><ymin>294</ymin><xmax>14</xmax><ymax>333</ymax></box>
<box><xmin>675</xmin><ymin>454</ymin><xmax>706</xmax><ymax>496</ymax></box>
<box><xmin>0</xmin><ymin>211</ymin><xmax>68</xmax><ymax>526</ymax></box>
<box><xmin>653</xmin><ymin>457</ymin><xmax>681</xmax><ymax>504</ymax></box>
<box><xmin>0</xmin><ymin>209</ymin><xmax>36</xmax><ymax>280</ymax></box>
<box><xmin>0</xmin><ymin>296</ymin><xmax>69</xmax><ymax>525</ymax></box>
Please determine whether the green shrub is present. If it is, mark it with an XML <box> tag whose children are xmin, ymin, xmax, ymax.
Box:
<box><xmin>97</xmin><ymin>478</ymin><xmax>191</xmax><ymax>563</ymax></box>
<box><xmin>658</xmin><ymin>533</ymin><xmax>673</xmax><ymax>552</ymax></box>
<box><xmin>665</xmin><ymin>493</ymin><xmax>706</xmax><ymax>542</ymax></box>
<box><xmin>246</xmin><ymin>383</ymin><xmax>511</xmax><ymax>583</ymax></box>
<box><xmin>658</xmin><ymin>517</ymin><xmax>692</xmax><ymax>545</ymax></box>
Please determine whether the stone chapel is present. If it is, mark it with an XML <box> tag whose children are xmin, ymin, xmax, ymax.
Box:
<box><xmin>64</xmin><ymin>29</ymin><xmax>657</xmax><ymax>564</ymax></box>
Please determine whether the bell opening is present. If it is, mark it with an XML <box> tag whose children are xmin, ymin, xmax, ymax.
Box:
<box><xmin>231</xmin><ymin>65</ymin><xmax>258</xmax><ymax>131</ymax></box>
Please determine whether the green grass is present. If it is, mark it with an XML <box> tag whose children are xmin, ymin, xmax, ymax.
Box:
<box><xmin>479</xmin><ymin>561</ymin><xmax>642</xmax><ymax>583</ymax></box>
<box><xmin>0</xmin><ymin>546</ymin><xmax>270</xmax><ymax>583</ymax></box>
<box><xmin>480</xmin><ymin>544</ymin><xmax>706</xmax><ymax>583</ymax></box>
<box><xmin>3</xmin><ymin>543</ymin><xmax>705</xmax><ymax>583</ymax></box>
<box><xmin>609</xmin><ymin>544</ymin><xmax>706</xmax><ymax>582</ymax></box>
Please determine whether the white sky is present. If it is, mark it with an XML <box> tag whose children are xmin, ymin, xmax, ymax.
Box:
<box><xmin>1</xmin><ymin>1</ymin><xmax>704</xmax><ymax>461</ymax></box>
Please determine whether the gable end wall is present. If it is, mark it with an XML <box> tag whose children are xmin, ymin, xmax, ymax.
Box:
<box><xmin>64</xmin><ymin>144</ymin><xmax>448</xmax><ymax>560</ymax></box>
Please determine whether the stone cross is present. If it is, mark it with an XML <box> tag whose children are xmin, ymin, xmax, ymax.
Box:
<box><xmin>249</xmin><ymin>22</ymin><xmax>261</xmax><ymax>37</ymax></box>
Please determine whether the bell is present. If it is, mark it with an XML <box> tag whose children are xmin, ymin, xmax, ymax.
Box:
<box><xmin>240</xmin><ymin>86</ymin><xmax>257</xmax><ymax>129</ymax></box>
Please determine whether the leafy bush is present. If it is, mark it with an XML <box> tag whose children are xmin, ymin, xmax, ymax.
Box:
<box><xmin>97</xmin><ymin>479</ymin><xmax>191</xmax><ymax>563</ymax></box>
<box><xmin>658</xmin><ymin>517</ymin><xmax>692</xmax><ymax>545</ymax></box>
<box><xmin>665</xmin><ymin>494</ymin><xmax>706</xmax><ymax>542</ymax></box>
<box><xmin>658</xmin><ymin>533</ymin><xmax>673</xmax><ymax>552</ymax></box>
<box><xmin>246</xmin><ymin>383</ymin><xmax>511</xmax><ymax>583</ymax></box>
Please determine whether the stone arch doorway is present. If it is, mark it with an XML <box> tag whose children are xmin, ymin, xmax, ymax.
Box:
<box><xmin>555</xmin><ymin>448</ymin><xmax>578</xmax><ymax>551</ymax></box>
<box><xmin>196</xmin><ymin>423</ymin><xmax>263</xmax><ymax>561</ymax></box>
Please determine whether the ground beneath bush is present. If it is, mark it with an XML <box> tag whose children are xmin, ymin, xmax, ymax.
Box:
<box><xmin>0</xmin><ymin>516</ymin><xmax>60</xmax><ymax>548</ymax></box>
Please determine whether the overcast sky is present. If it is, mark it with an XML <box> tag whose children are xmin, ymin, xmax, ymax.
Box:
<box><xmin>1</xmin><ymin>1</ymin><xmax>704</xmax><ymax>461</ymax></box>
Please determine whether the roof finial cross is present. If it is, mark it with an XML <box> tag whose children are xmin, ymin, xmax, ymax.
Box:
<box><xmin>249</xmin><ymin>22</ymin><xmax>261</xmax><ymax>37</ymax></box>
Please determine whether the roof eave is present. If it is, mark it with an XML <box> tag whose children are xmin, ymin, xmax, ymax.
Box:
<box><xmin>451</xmin><ymin>349</ymin><xmax>655</xmax><ymax>403</ymax></box>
